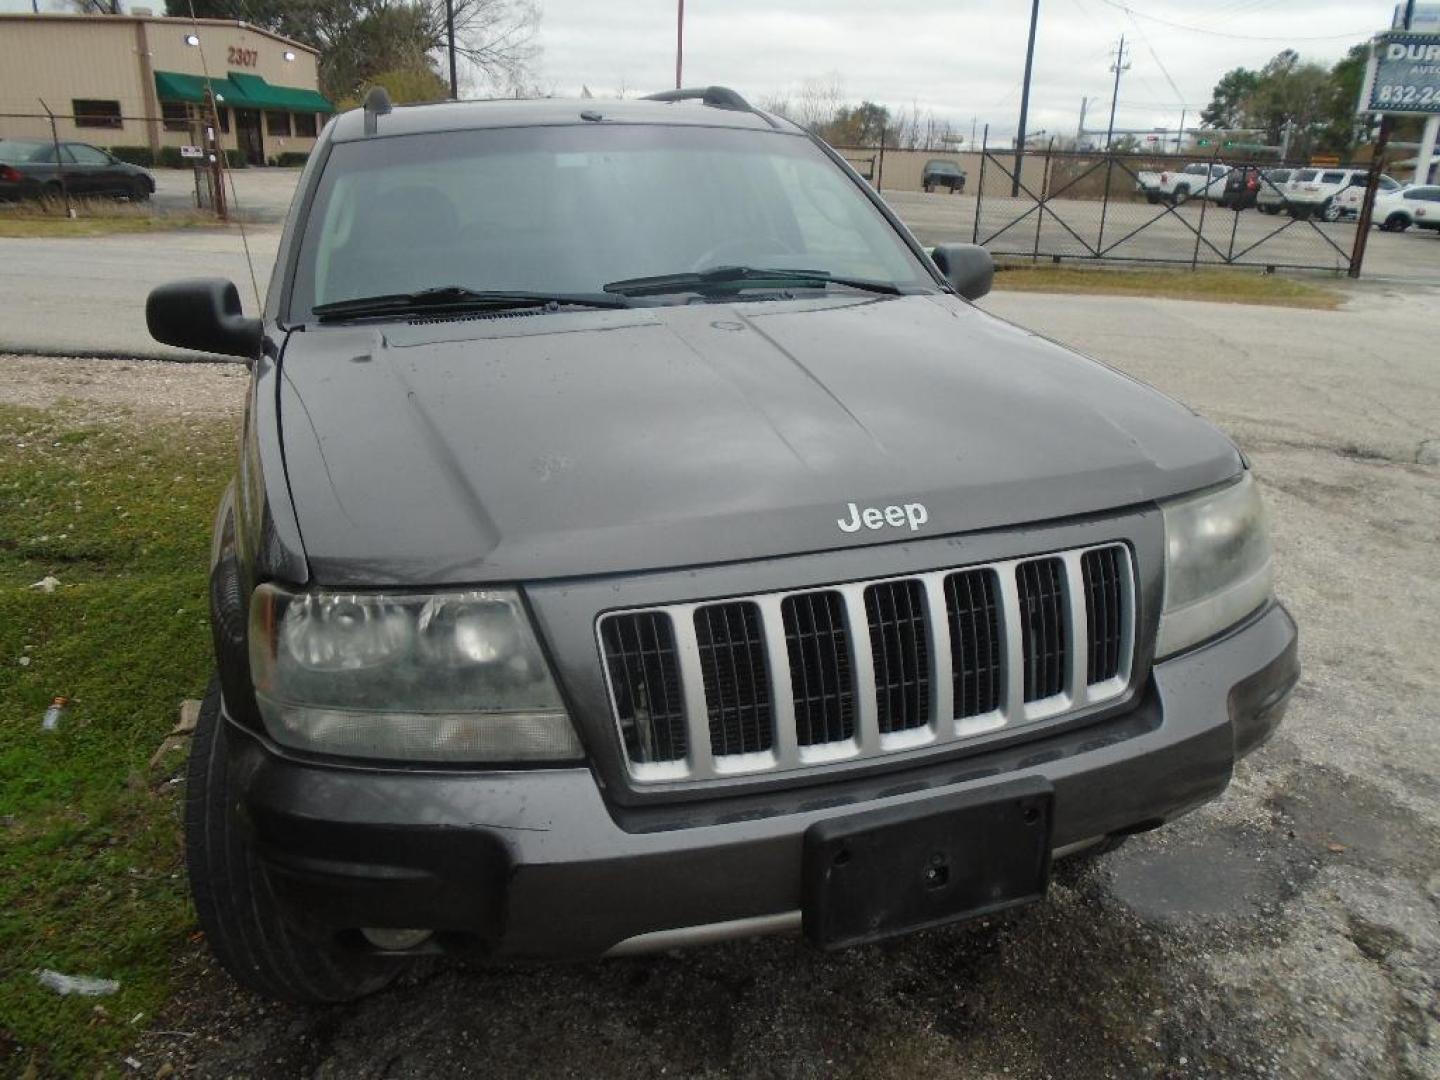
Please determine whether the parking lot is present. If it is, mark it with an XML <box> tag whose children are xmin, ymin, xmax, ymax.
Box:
<box><xmin>5</xmin><ymin>280</ymin><xmax>1435</xmax><ymax>1078</ymax></box>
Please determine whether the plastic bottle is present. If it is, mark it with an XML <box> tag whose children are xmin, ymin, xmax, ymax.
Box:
<box><xmin>41</xmin><ymin>696</ymin><xmax>69</xmax><ymax>731</ymax></box>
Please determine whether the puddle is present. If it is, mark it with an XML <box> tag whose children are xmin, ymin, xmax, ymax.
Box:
<box><xmin>1106</xmin><ymin>827</ymin><xmax>1296</xmax><ymax>924</ymax></box>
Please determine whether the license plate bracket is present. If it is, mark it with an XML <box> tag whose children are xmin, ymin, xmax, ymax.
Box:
<box><xmin>802</xmin><ymin>777</ymin><xmax>1053</xmax><ymax>949</ymax></box>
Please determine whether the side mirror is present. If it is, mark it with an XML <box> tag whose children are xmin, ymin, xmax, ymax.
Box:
<box><xmin>146</xmin><ymin>278</ymin><xmax>261</xmax><ymax>360</ymax></box>
<box><xmin>931</xmin><ymin>243</ymin><xmax>994</xmax><ymax>301</ymax></box>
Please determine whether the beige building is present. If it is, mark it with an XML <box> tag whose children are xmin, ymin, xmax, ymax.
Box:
<box><xmin>0</xmin><ymin>12</ymin><xmax>333</xmax><ymax>164</ymax></box>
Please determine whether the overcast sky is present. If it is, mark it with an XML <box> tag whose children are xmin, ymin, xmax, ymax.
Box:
<box><xmin>1</xmin><ymin>1</ymin><xmax>1414</xmax><ymax>141</ymax></box>
<box><xmin>536</xmin><ymin>0</ymin><xmax>1407</xmax><ymax>142</ymax></box>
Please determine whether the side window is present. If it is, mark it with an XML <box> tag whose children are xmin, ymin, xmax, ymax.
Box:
<box><xmin>1320</xmin><ymin>171</ymin><xmax>1345</xmax><ymax>184</ymax></box>
<box><xmin>67</xmin><ymin>144</ymin><xmax>110</xmax><ymax>165</ymax></box>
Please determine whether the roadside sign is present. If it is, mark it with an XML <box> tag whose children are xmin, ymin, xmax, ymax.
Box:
<box><xmin>1310</xmin><ymin>154</ymin><xmax>1341</xmax><ymax>166</ymax></box>
<box><xmin>180</xmin><ymin>145</ymin><xmax>203</xmax><ymax>159</ymax></box>
<box><xmin>1359</xmin><ymin>32</ymin><xmax>1440</xmax><ymax>114</ymax></box>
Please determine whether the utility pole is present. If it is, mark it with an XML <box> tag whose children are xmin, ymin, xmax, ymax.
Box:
<box><xmin>1176</xmin><ymin>109</ymin><xmax>1186</xmax><ymax>154</ymax></box>
<box><xmin>675</xmin><ymin>0</ymin><xmax>685</xmax><ymax>89</ymax></box>
<box><xmin>1077</xmin><ymin>96</ymin><xmax>1089</xmax><ymax>143</ymax></box>
<box><xmin>1012</xmin><ymin>0</ymin><xmax>1040</xmax><ymax>196</ymax></box>
<box><xmin>1104</xmin><ymin>34</ymin><xmax>1129</xmax><ymax>152</ymax></box>
<box><xmin>445</xmin><ymin>0</ymin><xmax>458</xmax><ymax>99</ymax></box>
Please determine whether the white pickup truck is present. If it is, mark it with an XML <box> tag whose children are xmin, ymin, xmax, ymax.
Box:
<box><xmin>1136</xmin><ymin>162</ymin><xmax>1231</xmax><ymax>204</ymax></box>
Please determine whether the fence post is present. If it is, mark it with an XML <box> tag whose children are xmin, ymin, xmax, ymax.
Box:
<box><xmin>972</xmin><ymin>124</ymin><xmax>989</xmax><ymax>245</ymax></box>
<box><xmin>1191</xmin><ymin>147</ymin><xmax>1215</xmax><ymax>270</ymax></box>
<box><xmin>37</xmin><ymin>98</ymin><xmax>72</xmax><ymax>217</ymax></box>
<box><xmin>1032</xmin><ymin>137</ymin><xmax>1054</xmax><ymax>261</ymax></box>
<box><xmin>1095</xmin><ymin>151</ymin><xmax>1115</xmax><ymax>255</ymax></box>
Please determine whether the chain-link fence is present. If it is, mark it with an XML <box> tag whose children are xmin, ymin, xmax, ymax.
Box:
<box><xmin>968</xmin><ymin>146</ymin><xmax>1360</xmax><ymax>274</ymax></box>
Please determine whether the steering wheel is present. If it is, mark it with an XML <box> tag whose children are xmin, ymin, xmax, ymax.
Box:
<box><xmin>690</xmin><ymin>234</ymin><xmax>798</xmax><ymax>272</ymax></box>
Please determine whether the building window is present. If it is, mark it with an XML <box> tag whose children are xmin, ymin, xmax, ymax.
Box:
<box><xmin>162</xmin><ymin>102</ymin><xmax>191</xmax><ymax>132</ymax></box>
<box><xmin>294</xmin><ymin>112</ymin><xmax>317</xmax><ymax>138</ymax></box>
<box><xmin>73</xmin><ymin>99</ymin><xmax>122</xmax><ymax>129</ymax></box>
<box><xmin>266</xmin><ymin>111</ymin><xmax>292</xmax><ymax>136</ymax></box>
<box><xmin>215</xmin><ymin>106</ymin><xmax>231</xmax><ymax>135</ymax></box>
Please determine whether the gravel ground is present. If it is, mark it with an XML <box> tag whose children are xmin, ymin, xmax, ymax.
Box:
<box><xmin>8</xmin><ymin>286</ymin><xmax>1438</xmax><ymax>1079</ymax></box>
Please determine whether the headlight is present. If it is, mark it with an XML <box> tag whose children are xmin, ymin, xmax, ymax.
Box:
<box><xmin>1155</xmin><ymin>472</ymin><xmax>1274</xmax><ymax>658</ymax></box>
<box><xmin>249</xmin><ymin>585</ymin><xmax>582</xmax><ymax>762</ymax></box>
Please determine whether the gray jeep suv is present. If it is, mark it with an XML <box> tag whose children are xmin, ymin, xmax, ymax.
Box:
<box><xmin>147</xmin><ymin>86</ymin><xmax>1298</xmax><ymax>1002</ymax></box>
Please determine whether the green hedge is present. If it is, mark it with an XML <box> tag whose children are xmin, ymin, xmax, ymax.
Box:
<box><xmin>156</xmin><ymin>146</ymin><xmax>185</xmax><ymax>169</ymax></box>
<box><xmin>107</xmin><ymin>145</ymin><xmax>155</xmax><ymax>167</ymax></box>
<box><xmin>224</xmin><ymin>148</ymin><xmax>247</xmax><ymax>169</ymax></box>
<box><xmin>271</xmin><ymin>151</ymin><xmax>310</xmax><ymax>167</ymax></box>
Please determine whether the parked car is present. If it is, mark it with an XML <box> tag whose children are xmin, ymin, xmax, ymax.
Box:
<box><xmin>1390</xmin><ymin>184</ymin><xmax>1440</xmax><ymax>231</ymax></box>
<box><xmin>0</xmin><ymin>138</ymin><xmax>155</xmax><ymax>201</ymax></box>
<box><xmin>1282</xmin><ymin>167</ymin><xmax>1400</xmax><ymax>221</ymax></box>
<box><xmin>1254</xmin><ymin>168</ymin><xmax>1293</xmax><ymax>214</ymax></box>
<box><xmin>145</xmin><ymin>85</ymin><xmax>1297</xmax><ymax>1003</ymax></box>
<box><xmin>921</xmin><ymin>158</ymin><xmax>966</xmax><ymax>193</ymax></box>
<box><xmin>1146</xmin><ymin>162</ymin><xmax>1231</xmax><ymax>204</ymax></box>
<box><xmin>1214</xmin><ymin>165</ymin><xmax>1268</xmax><ymax>209</ymax></box>
<box><xmin>1333</xmin><ymin>178</ymin><xmax>1424</xmax><ymax>227</ymax></box>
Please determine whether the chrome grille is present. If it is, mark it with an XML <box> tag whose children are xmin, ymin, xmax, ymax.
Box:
<box><xmin>599</xmin><ymin>543</ymin><xmax>1135</xmax><ymax>782</ymax></box>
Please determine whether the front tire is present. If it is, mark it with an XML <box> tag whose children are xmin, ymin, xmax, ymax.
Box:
<box><xmin>1319</xmin><ymin>198</ymin><xmax>1340</xmax><ymax>223</ymax></box>
<box><xmin>1381</xmin><ymin>213</ymin><xmax>1409</xmax><ymax>232</ymax></box>
<box><xmin>184</xmin><ymin>677</ymin><xmax>396</xmax><ymax>1003</ymax></box>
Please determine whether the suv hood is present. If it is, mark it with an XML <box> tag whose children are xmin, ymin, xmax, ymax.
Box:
<box><xmin>277</xmin><ymin>294</ymin><xmax>1239</xmax><ymax>585</ymax></box>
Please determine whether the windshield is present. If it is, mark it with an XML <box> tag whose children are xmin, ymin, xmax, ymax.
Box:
<box><xmin>289</xmin><ymin>124</ymin><xmax>937</xmax><ymax>319</ymax></box>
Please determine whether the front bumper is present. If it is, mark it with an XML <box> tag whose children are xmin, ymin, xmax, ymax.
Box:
<box><xmin>231</xmin><ymin>601</ymin><xmax>1298</xmax><ymax>959</ymax></box>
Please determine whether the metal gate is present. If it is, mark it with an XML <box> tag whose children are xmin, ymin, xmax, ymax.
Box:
<box><xmin>970</xmin><ymin>147</ymin><xmax>1358</xmax><ymax>274</ymax></box>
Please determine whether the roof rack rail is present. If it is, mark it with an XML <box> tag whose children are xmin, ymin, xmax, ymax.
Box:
<box><xmin>363</xmin><ymin>85</ymin><xmax>392</xmax><ymax>136</ymax></box>
<box><xmin>642</xmin><ymin>85</ymin><xmax>782</xmax><ymax>128</ymax></box>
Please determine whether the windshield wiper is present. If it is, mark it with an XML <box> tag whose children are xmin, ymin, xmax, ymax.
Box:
<box><xmin>602</xmin><ymin>266</ymin><xmax>904</xmax><ymax>298</ymax></box>
<box><xmin>313</xmin><ymin>285</ymin><xmax>630</xmax><ymax>323</ymax></box>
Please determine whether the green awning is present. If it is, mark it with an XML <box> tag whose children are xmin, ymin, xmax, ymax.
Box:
<box><xmin>154</xmin><ymin>70</ymin><xmax>334</xmax><ymax>114</ymax></box>
<box><xmin>228</xmin><ymin>73</ymin><xmax>334</xmax><ymax>114</ymax></box>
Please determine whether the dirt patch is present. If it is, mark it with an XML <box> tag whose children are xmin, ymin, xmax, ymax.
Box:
<box><xmin>0</xmin><ymin>354</ymin><xmax>247</xmax><ymax>420</ymax></box>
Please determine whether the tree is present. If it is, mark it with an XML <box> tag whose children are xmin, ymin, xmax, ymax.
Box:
<box><xmin>1200</xmin><ymin>67</ymin><xmax>1260</xmax><ymax>129</ymax></box>
<box><xmin>338</xmin><ymin>65</ymin><xmax>449</xmax><ymax>109</ymax></box>
<box><xmin>820</xmin><ymin>101</ymin><xmax>890</xmax><ymax>147</ymax></box>
<box><xmin>166</xmin><ymin>1</ymin><xmax>539</xmax><ymax>102</ymax></box>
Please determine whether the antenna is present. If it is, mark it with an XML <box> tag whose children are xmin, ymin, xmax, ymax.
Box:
<box><xmin>363</xmin><ymin>86</ymin><xmax>393</xmax><ymax>137</ymax></box>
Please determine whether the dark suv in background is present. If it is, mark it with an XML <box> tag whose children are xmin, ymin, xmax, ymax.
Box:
<box><xmin>147</xmin><ymin>85</ymin><xmax>1297</xmax><ymax>1003</ymax></box>
<box><xmin>921</xmin><ymin>158</ymin><xmax>966</xmax><ymax>193</ymax></box>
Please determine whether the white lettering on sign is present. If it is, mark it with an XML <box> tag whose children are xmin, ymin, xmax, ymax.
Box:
<box><xmin>1387</xmin><ymin>42</ymin><xmax>1440</xmax><ymax>63</ymax></box>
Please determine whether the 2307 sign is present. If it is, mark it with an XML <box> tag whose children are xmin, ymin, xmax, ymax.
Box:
<box><xmin>227</xmin><ymin>46</ymin><xmax>258</xmax><ymax>68</ymax></box>
<box><xmin>1361</xmin><ymin>32</ymin><xmax>1440</xmax><ymax>115</ymax></box>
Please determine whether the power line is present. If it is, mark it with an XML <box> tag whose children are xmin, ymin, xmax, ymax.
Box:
<box><xmin>1097</xmin><ymin>0</ymin><xmax>1374</xmax><ymax>42</ymax></box>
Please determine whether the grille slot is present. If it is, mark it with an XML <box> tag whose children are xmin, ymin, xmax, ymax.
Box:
<box><xmin>599</xmin><ymin>543</ymin><xmax>1133</xmax><ymax>782</ymax></box>
<box><xmin>782</xmin><ymin>591</ymin><xmax>856</xmax><ymax>746</ymax></box>
<box><xmin>1082</xmin><ymin>547</ymin><xmax>1124</xmax><ymax>684</ymax></box>
<box><xmin>600</xmin><ymin>612</ymin><xmax>687</xmax><ymax>764</ymax></box>
<box><xmin>1017</xmin><ymin>558</ymin><xmax>1068</xmax><ymax>702</ymax></box>
<box><xmin>694</xmin><ymin>602</ymin><xmax>774</xmax><ymax>757</ymax></box>
<box><xmin>945</xmin><ymin>569</ymin><xmax>1002</xmax><ymax>717</ymax></box>
<box><xmin>865</xmin><ymin>580</ymin><xmax>931</xmax><ymax>733</ymax></box>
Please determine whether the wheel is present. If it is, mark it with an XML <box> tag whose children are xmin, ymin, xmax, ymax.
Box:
<box><xmin>42</xmin><ymin>180</ymin><xmax>63</xmax><ymax>204</ymax></box>
<box><xmin>185</xmin><ymin>676</ymin><xmax>397</xmax><ymax>1002</ymax></box>
<box><xmin>923</xmin><ymin>182</ymin><xmax>934</xmax><ymax>193</ymax></box>
<box><xmin>127</xmin><ymin>179</ymin><xmax>150</xmax><ymax>202</ymax></box>
<box><xmin>1319</xmin><ymin>199</ymin><xmax>1340</xmax><ymax>223</ymax></box>
<box><xmin>1145</xmin><ymin>191</ymin><xmax>1161</xmax><ymax>204</ymax></box>
<box><xmin>1381</xmin><ymin>213</ymin><xmax>1409</xmax><ymax>232</ymax></box>
<box><xmin>1171</xmin><ymin>185</ymin><xmax>1190</xmax><ymax>204</ymax></box>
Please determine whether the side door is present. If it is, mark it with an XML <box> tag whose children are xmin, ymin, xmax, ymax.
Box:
<box><xmin>64</xmin><ymin>143</ymin><xmax>120</xmax><ymax>195</ymax></box>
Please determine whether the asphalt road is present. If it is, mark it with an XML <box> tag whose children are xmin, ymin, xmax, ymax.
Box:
<box><xmin>1</xmin><ymin>171</ymin><xmax>1436</xmax><ymax>361</ymax></box>
<box><xmin>8</xmin><ymin>286</ymin><xmax>1419</xmax><ymax>1078</ymax></box>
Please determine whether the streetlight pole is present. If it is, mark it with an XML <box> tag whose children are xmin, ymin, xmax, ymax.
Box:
<box><xmin>675</xmin><ymin>0</ymin><xmax>685</xmax><ymax>89</ymax></box>
<box><xmin>1012</xmin><ymin>0</ymin><xmax>1040</xmax><ymax>196</ymax></box>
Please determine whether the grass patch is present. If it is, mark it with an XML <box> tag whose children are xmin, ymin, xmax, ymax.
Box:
<box><xmin>990</xmin><ymin>265</ymin><xmax>1342</xmax><ymax>309</ymax></box>
<box><xmin>0</xmin><ymin>199</ymin><xmax>220</xmax><ymax>238</ymax></box>
<box><xmin>0</xmin><ymin>404</ymin><xmax>234</xmax><ymax>1076</ymax></box>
